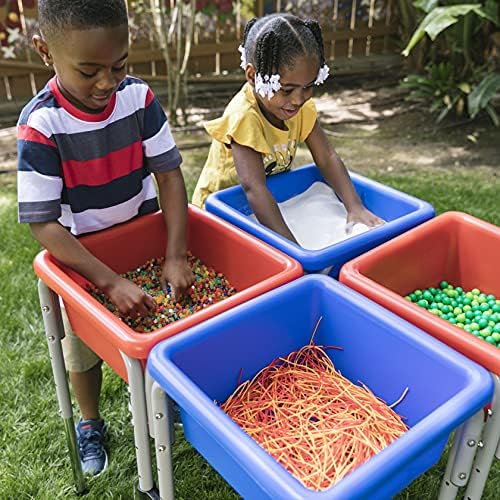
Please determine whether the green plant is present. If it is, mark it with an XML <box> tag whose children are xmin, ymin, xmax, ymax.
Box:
<box><xmin>401</xmin><ymin>62</ymin><xmax>473</xmax><ymax>122</ymax></box>
<box><xmin>400</xmin><ymin>1</ymin><xmax>500</xmax><ymax>125</ymax></box>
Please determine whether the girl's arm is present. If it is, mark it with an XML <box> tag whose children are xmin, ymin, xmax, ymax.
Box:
<box><xmin>305</xmin><ymin>121</ymin><xmax>383</xmax><ymax>228</ymax></box>
<box><xmin>30</xmin><ymin>221</ymin><xmax>156</xmax><ymax>317</ymax></box>
<box><xmin>154</xmin><ymin>168</ymin><xmax>194</xmax><ymax>300</ymax></box>
<box><xmin>232</xmin><ymin>141</ymin><xmax>298</xmax><ymax>243</ymax></box>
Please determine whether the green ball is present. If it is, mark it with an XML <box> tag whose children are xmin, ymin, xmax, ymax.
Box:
<box><xmin>423</xmin><ymin>290</ymin><xmax>433</xmax><ymax>301</ymax></box>
<box><xmin>478</xmin><ymin>318</ymin><xmax>489</xmax><ymax>329</ymax></box>
<box><xmin>471</xmin><ymin>288</ymin><xmax>481</xmax><ymax>295</ymax></box>
<box><xmin>479</xmin><ymin>328</ymin><xmax>492</xmax><ymax>338</ymax></box>
<box><xmin>417</xmin><ymin>299</ymin><xmax>429</xmax><ymax>308</ymax></box>
<box><xmin>492</xmin><ymin>304</ymin><xmax>500</xmax><ymax>314</ymax></box>
<box><xmin>485</xmin><ymin>336</ymin><xmax>496</xmax><ymax>345</ymax></box>
<box><xmin>440</xmin><ymin>281</ymin><xmax>449</xmax><ymax>289</ymax></box>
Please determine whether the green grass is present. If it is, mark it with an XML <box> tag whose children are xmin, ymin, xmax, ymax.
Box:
<box><xmin>0</xmin><ymin>165</ymin><xmax>498</xmax><ymax>500</ymax></box>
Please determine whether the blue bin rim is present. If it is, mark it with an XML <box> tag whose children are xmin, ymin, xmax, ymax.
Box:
<box><xmin>205</xmin><ymin>164</ymin><xmax>435</xmax><ymax>271</ymax></box>
<box><xmin>147</xmin><ymin>275</ymin><xmax>493</xmax><ymax>498</ymax></box>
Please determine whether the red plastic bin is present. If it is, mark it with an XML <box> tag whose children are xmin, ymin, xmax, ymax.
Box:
<box><xmin>34</xmin><ymin>205</ymin><xmax>303</xmax><ymax>381</ymax></box>
<box><xmin>340</xmin><ymin>211</ymin><xmax>500</xmax><ymax>375</ymax></box>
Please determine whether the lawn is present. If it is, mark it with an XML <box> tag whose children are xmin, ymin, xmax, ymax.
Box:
<box><xmin>0</xmin><ymin>103</ymin><xmax>499</xmax><ymax>499</ymax></box>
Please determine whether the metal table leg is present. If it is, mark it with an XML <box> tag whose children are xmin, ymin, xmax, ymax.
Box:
<box><xmin>151</xmin><ymin>382</ymin><xmax>175</xmax><ymax>500</ymax></box>
<box><xmin>463</xmin><ymin>374</ymin><xmax>500</xmax><ymax>500</ymax></box>
<box><xmin>120</xmin><ymin>353</ymin><xmax>159</xmax><ymax>499</ymax></box>
<box><xmin>438</xmin><ymin>409</ymin><xmax>485</xmax><ymax>500</ymax></box>
<box><xmin>37</xmin><ymin>280</ymin><xmax>86</xmax><ymax>495</ymax></box>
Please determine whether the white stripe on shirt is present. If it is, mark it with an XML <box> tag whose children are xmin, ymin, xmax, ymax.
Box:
<box><xmin>143</xmin><ymin>120</ymin><xmax>176</xmax><ymax>158</ymax></box>
<box><xmin>17</xmin><ymin>170</ymin><xmax>62</xmax><ymax>203</ymax></box>
<box><xmin>58</xmin><ymin>176</ymin><xmax>158</xmax><ymax>235</ymax></box>
<box><xmin>27</xmin><ymin>83</ymin><xmax>149</xmax><ymax>137</ymax></box>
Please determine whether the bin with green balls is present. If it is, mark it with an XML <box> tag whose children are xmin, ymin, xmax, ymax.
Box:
<box><xmin>339</xmin><ymin>212</ymin><xmax>500</xmax><ymax>375</ymax></box>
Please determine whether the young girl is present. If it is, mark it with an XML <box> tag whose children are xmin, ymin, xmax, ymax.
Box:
<box><xmin>192</xmin><ymin>13</ymin><xmax>382</xmax><ymax>244</ymax></box>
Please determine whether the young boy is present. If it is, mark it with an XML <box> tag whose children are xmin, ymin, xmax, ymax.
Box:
<box><xmin>17</xmin><ymin>0</ymin><xmax>193</xmax><ymax>476</ymax></box>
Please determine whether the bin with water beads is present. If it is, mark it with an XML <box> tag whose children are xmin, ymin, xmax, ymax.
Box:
<box><xmin>147</xmin><ymin>275</ymin><xmax>492</xmax><ymax>500</ymax></box>
<box><xmin>340</xmin><ymin>211</ymin><xmax>500</xmax><ymax>375</ymax></box>
<box><xmin>205</xmin><ymin>163</ymin><xmax>435</xmax><ymax>277</ymax></box>
<box><xmin>33</xmin><ymin>206</ymin><xmax>303</xmax><ymax>381</ymax></box>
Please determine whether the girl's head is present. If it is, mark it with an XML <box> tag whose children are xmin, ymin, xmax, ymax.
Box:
<box><xmin>239</xmin><ymin>14</ymin><xmax>329</xmax><ymax>126</ymax></box>
<box><xmin>34</xmin><ymin>0</ymin><xmax>129</xmax><ymax>113</ymax></box>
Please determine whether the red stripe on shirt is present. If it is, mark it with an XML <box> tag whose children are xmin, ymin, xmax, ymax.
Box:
<box><xmin>17</xmin><ymin>125</ymin><xmax>56</xmax><ymax>147</ymax></box>
<box><xmin>145</xmin><ymin>88</ymin><xmax>155</xmax><ymax>107</ymax></box>
<box><xmin>61</xmin><ymin>140</ymin><xmax>144</xmax><ymax>188</ymax></box>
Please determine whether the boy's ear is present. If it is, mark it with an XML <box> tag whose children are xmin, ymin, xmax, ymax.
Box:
<box><xmin>245</xmin><ymin>64</ymin><xmax>256</xmax><ymax>87</ymax></box>
<box><xmin>33</xmin><ymin>35</ymin><xmax>53</xmax><ymax>67</ymax></box>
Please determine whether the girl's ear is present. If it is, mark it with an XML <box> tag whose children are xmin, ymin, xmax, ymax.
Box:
<box><xmin>245</xmin><ymin>64</ymin><xmax>256</xmax><ymax>87</ymax></box>
<box><xmin>33</xmin><ymin>35</ymin><xmax>53</xmax><ymax>67</ymax></box>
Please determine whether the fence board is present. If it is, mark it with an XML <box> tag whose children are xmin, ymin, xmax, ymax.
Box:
<box><xmin>0</xmin><ymin>1</ymin><xmax>399</xmax><ymax>103</ymax></box>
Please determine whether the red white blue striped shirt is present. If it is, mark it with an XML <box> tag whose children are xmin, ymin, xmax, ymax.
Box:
<box><xmin>17</xmin><ymin>76</ymin><xmax>181</xmax><ymax>235</ymax></box>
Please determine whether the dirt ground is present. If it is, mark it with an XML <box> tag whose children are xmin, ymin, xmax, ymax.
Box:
<box><xmin>1</xmin><ymin>81</ymin><xmax>499</xmax><ymax>178</ymax></box>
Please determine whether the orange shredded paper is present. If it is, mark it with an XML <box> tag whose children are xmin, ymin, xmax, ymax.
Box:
<box><xmin>221</xmin><ymin>342</ymin><xmax>408</xmax><ymax>491</ymax></box>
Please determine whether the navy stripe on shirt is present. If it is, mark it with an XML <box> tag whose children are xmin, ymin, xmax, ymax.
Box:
<box><xmin>60</xmin><ymin>168</ymin><xmax>151</xmax><ymax>213</ymax></box>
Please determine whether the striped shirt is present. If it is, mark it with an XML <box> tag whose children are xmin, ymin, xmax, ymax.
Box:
<box><xmin>17</xmin><ymin>76</ymin><xmax>182</xmax><ymax>235</ymax></box>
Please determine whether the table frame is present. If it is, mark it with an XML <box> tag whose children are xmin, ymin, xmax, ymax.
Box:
<box><xmin>38</xmin><ymin>280</ymin><xmax>160</xmax><ymax>498</ymax></box>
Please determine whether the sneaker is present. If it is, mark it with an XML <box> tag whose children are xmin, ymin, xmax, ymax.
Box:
<box><xmin>76</xmin><ymin>418</ymin><xmax>108</xmax><ymax>476</ymax></box>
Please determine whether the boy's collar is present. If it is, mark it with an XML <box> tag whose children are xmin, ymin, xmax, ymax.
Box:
<box><xmin>49</xmin><ymin>77</ymin><xmax>117</xmax><ymax>122</ymax></box>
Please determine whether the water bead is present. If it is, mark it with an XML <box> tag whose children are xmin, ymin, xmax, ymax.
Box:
<box><xmin>88</xmin><ymin>253</ymin><xmax>237</xmax><ymax>333</ymax></box>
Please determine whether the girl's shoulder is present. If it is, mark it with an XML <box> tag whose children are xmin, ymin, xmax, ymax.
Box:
<box><xmin>222</xmin><ymin>82</ymin><xmax>259</xmax><ymax>116</ymax></box>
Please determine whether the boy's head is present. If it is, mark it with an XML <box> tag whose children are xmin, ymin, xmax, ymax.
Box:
<box><xmin>34</xmin><ymin>0</ymin><xmax>129</xmax><ymax>113</ymax></box>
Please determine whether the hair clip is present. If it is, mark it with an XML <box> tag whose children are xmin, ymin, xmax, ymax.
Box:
<box><xmin>255</xmin><ymin>73</ymin><xmax>281</xmax><ymax>100</ymax></box>
<box><xmin>238</xmin><ymin>44</ymin><xmax>247</xmax><ymax>70</ymax></box>
<box><xmin>314</xmin><ymin>63</ymin><xmax>330</xmax><ymax>85</ymax></box>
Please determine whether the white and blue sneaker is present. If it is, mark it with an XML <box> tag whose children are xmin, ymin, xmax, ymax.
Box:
<box><xmin>76</xmin><ymin>418</ymin><xmax>108</xmax><ymax>476</ymax></box>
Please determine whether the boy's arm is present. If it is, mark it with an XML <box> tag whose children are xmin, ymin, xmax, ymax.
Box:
<box><xmin>154</xmin><ymin>168</ymin><xmax>194</xmax><ymax>299</ymax></box>
<box><xmin>232</xmin><ymin>142</ymin><xmax>298</xmax><ymax>243</ymax></box>
<box><xmin>305</xmin><ymin>121</ymin><xmax>383</xmax><ymax>228</ymax></box>
<box><xmin>30</xmin><ymin>221</ymin><xmax>156</xmax><ymax>316</ymax></box>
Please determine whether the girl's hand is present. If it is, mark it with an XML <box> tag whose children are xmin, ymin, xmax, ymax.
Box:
<box><xmin>346</xmin><ymin>206</ymin><xmax>384</xmax><ymax>233</ymax></box>
<box><xmin>106</xmin><ymin>276</ymin><xmax>157</xmax><ymax>318</ymax></box>
<box><xmin>160</xmin><ymin>256</ymin><xmax>194</xmax><ymax>301</ymax></box>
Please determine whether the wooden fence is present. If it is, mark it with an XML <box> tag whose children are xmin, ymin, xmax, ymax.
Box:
<box><xmin>0</xmin><ymin>0</ymin><xmax>399</xmax><ymax>104</ymax></box>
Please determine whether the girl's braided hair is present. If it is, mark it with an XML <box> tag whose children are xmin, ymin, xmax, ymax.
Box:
<box><xmin>241</xmin><ymin>14</ymin><xmax>325</xmax><ymax>76</ymax></box>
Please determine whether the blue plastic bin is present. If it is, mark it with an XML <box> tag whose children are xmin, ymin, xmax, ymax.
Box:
<box><xmin>147</xmin><ymin>275</ymin><xmax>493</xmax><ymax>500</ymax></box>
<box><xmin>205</xmin><ymin>164</ymin><xmax>435</xmax><ymax>277</ymax></box>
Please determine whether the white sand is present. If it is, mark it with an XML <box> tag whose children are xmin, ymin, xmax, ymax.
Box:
<box><xmin>249</xmin><ymin>182</ymin><xmax>380</xmax><ymax>250</ymax></box>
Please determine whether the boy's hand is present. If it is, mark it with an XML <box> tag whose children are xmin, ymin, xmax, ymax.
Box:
<box><xmin>160</xmin><ymin>256</ymin><xmax>194</xmax><ymax>301</ymax></box>
<box><xmin>106</xmin><ymin>276</ymin><xmax>157</xmax><ymax>318</ymax></box>
<box><xmin>346</xmin><ymin>206</ymin><xmax>384</xmax><ymax>233</ymax></box>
